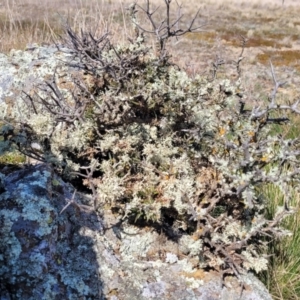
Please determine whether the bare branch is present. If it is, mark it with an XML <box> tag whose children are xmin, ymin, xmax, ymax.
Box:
<box><xmin>134</xmin><ymin>1</ymin><xmax>203</xmax><ymax>61</ymax></box>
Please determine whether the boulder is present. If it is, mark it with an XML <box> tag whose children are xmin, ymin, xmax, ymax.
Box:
<box><xmin>0</xmin><ymin>163</ymin><xmax>272</xmax><ymax>299</ymax></box>
<box><xmin>0</xmin><ymin>44</ymin><xmax>75</xmax><ymax>106</ymax></box>
<box><xmin>0</xmin><ymin>164</ymin><xmax>103</xmax><ymax>299</ymax></box>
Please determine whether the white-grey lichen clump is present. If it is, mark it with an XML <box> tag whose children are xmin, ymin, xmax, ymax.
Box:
<box><xmin>0</xmin><ymin>1</ymin><xmax>298</xmax><ymax>298</ymax></box>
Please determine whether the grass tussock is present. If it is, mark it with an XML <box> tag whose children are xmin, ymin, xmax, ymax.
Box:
<box><xmin>256</xmin><ymin>112</ymin><xmax>300</xmax><ymax>299</ymax></box>
<box><xmin>260</xmin><ymin>184</ymin><xmax>300</xmax><ymax>300</ymax></box>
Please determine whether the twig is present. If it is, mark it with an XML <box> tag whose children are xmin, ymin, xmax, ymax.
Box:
<box><xmin>60</xmin><ymin>189</ymin><xmax>94</xmax><ymax>214</ymax></box>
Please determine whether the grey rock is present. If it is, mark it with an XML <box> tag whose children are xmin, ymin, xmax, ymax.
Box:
<box><xmin>0</xmin><ymin>164</ymin><xmax>103</xmax><ymax>299</ymax></box>
<box><xmin>0</xmin><ymin>44</ymin><xmax>78</xmax><ymax>107</ymax></box>
<box><xmin>0</xmin><ymin>163</ymin><xmax>272</xmax><ymax>300</ymax></box>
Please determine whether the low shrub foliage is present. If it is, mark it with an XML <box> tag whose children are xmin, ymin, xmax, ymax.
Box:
<box><xmin>1</xmin><ymin>0</ymin><xmax>299</xmax><ymax>277</ymax></box>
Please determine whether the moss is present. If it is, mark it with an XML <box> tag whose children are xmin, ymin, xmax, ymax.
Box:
<box><xmin>0</xmin><ymin>150</ymin><xmax>26</xmax><ymax>164</ymax></box>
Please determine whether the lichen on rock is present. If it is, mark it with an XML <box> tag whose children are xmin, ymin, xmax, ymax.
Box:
<box><xmin>0</xmin><ymin>164</ymin><xmax>103</xmax><ymax>299</ymax></box>
<box><xmin>0</xmin><ymin>164</ymin><xmax>273</xmax><ymax>299</ymax></box>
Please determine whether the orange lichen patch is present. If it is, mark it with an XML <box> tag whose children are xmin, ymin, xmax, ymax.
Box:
<box><xmin>248</xmin><ymin>131</ymin><xmax>255</xmax><ymax>137</ymax></box>
<box><xmin>181</xmin><ymin>269</ymin><xmax>207</xmax><ymax>280</ymax></box>
<box><xmin>181</xmin><ymin>269</ymin><xmax>234</xmax><ymax>284</ymax></box>
<box><xmin>192</xmin><ymin>228</ymin><xmax>204</xmax><ymax>240</ymax></box>
<box><xmin>218</xmin><ymin>127</ymin><xmax>226</xmax><ymax>137</ymax></box>
<box><xmin>256</xmin><ymin>50</ymin><xmax>300</xmax><ymax>70</ymax></box>
<box><xmin>260</xmin><ymin>155</ymin><xmax>270</xmax><ymax>162</ymax></box>
<box><xmin>248</xmin><ymin>130</ymin><xmax>256</xmax><ymax>143</ymax></box>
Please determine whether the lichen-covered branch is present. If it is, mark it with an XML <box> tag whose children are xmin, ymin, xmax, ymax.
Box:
<box><xmin>0</xmin><ymin>0</ymin><xmax>299</xmax><ymax>278</ymax></box>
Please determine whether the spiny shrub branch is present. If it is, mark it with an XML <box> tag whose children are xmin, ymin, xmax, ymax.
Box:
<box><xmin>133</xmin><ymin>0</ymin><xmax>203</xmax><ymax>61</ymax></box>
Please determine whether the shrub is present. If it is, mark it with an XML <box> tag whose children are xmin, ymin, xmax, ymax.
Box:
<box><xmin>0</xmin><ymin>0</ymin><xmax>298</xmax><ymax>277</ymax></box>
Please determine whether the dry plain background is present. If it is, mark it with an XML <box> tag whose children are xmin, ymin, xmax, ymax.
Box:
<box><xmin>1</xmin><ymin>0</ymin><xmax>300</xmax><ymax>102</ymax></box>
<box><xmin>1</xmin><ymin>0</ymin><xmax>300</xmax><ymax>299</ymax></box>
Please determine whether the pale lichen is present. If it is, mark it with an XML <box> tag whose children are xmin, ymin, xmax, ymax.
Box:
<box><xmin>0</xmin><ymin>1</ymin><xmax>297</xmax><ymax>279</ymax></box>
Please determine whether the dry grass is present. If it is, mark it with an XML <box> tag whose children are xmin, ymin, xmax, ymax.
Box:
<box><xmin>1</xmin><ymin>0</ymin><xmax>300</xmax><ymax>298</ymax></box>
<box><xmin>261</xmin><ymin>183</ymin><xmax>300</xmax><ymax>300</ymax></box>
<box><xmin>0</xmin><ymin>0</ymin><xmax>134</xmax><ymax>52</ymax></box>
<box><xmin>1</xmin><ymin>0</ymin><xmax>300</xmax><ymax>75</ymax></box>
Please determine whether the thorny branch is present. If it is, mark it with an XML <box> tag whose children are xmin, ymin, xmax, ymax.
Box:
<box><xmin>134</xmin><ymin>0</ymin><xmax>204</xmax><ymax>60</ymax></box>
<box><xmin>24</xmin><ymin>70</ymin><xmax>89</xmax><ymax>126</ymax></box>
<box><xmin>60</xmin><ymin>189</ymin><xmax>94</xmax><ymax>214</ymax></box>
<box><xmin>250</xmin><ymin>61</ymin><xmax>300</xmax><ymax>121</ymax></box>
<box><xmin>71</xmin><ymin>160</ymin><xmax>99</xmax><ymax>209</ymax></box>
